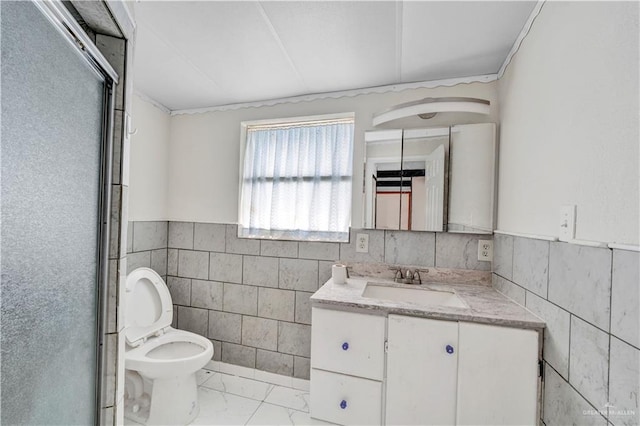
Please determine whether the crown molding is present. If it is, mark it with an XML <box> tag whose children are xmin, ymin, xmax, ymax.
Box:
<box><xmin>134</xmin><ymin>91</ymin><xmax>171</xmax><ymax>115</ymax></box>
<box><xmin>498</xmin><ymin>1</ymin><xmax>546</xmax><ymax>78</ymax></box>
<box><xmin>169</xmin><ymin>74</ymin><xmax>498</xmax><ymax>116</ymax></box>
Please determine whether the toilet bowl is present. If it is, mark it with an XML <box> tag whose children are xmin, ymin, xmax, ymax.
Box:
<box><xmin>123</xmin><ymin>268</ymin><xmax>213</xmax><ymax>425</ymax></box>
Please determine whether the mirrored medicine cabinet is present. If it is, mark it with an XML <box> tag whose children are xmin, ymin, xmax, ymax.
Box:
<box><xmin>362</xmin><ymin>123</ymin><xmax>496</xmax><ymax>234</ymax></box>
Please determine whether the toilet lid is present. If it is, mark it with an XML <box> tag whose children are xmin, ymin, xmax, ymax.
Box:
<box><xmin>124</xmin><ymin>267</ymin><xmax>173</xmax><ymax>347</ymax></box>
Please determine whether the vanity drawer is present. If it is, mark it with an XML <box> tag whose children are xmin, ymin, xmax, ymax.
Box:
<box><xmin>310</xmin><ymin>369</ymin><xmax>382</xmax><ymax>426</ymax></box>
<box><xmin>311</xmin><ymin>307</ymin><xmax>385</xmax><ymax>380</ymax></box>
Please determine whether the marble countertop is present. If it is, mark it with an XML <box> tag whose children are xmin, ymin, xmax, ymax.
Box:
<box><xmin>311</xmin><ymin>277</ymin><xmax>545</xmax><ymax>330</ymax></box>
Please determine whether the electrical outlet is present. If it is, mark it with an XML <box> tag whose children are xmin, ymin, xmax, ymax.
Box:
<box><xmin>478</xmin><ymin>240</ymin><xmax>493</xmax><ymax>261</ymax></box>
<box><xmin>559</xmin><ymin>205</ymin><xmax>576</xmax><ymax>242</ymax></box>
<box><xmin>356</xmin><ymin>233</ymin><xmax>369</xmax><ymax>253</ymax></box>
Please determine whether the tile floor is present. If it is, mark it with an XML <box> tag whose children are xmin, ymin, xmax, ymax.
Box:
<box><xmin>124</xmin><ymin>362</ymin><xmax>332</xmax><ymax>425</ymax></box>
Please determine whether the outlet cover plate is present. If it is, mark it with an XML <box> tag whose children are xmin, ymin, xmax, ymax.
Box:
<box><xmin>559</xmin><ymin>205</ymin><xmax>576</xmax><ymax>242</ymax></box>
<box><xmin>478</xmin><ymin>240</ymin><xmax>493</xmax><ymax>261</ymax></box>
<box><xmin>356</xmin><ymin>233</ymin><xmax>369</xmax><ymax>253</ymax></box>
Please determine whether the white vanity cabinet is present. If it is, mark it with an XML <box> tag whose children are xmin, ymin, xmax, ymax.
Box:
<box><xmin>385</xmin><ymin>315</ymin><xmax>459</xmax><ymax>425</ymax></box>
<box><xmin>310</xmin><ymin>308</ymin><xmax>540</xmax><ymax>426</ymax></box>
<box><xmin>310</xmin><ymin>308</ymin><xmax>386</xmax><ymax>425</ymax></box>
<box><xmin>455</xmin><ymin>322</ymin><xmax>539</xmax><ymax>424</ymax></box>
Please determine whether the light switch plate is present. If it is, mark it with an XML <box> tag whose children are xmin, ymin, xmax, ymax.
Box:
<box><xmin>478</xmin><ymin>240</ymin><xmax>493</xmax><ymax>261</ymax></box>
<box><xmin>559</xmin><ymin>205</ymin><xmax>576</xmax><ymax>242</ymax></box>
<box><xmin>356</xmin><ymin>233</ymin><xmax>369</xmax><ymax>253</ymax></box>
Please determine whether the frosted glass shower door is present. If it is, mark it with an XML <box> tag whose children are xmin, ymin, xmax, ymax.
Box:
<box><xmin>1</xmin><ymin>2</ymin><xmax>109</xmax><ymax>424</ymax></box>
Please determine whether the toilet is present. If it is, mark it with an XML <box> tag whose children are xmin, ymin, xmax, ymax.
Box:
<box><xmin>123</xmin><ymin>267</ymin><xmax>213</xmax><ymax>425</ymax></box>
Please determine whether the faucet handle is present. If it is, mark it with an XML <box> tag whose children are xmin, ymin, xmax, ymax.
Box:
<box><xmin>388</xmin><ymin>266</ymin><xmax>403</xmax><ymax>282</ymax></box>
<box><xmin>414</xmin><ymin>269</ymin><xmax>429</xmax><ymax>284</ymax></box>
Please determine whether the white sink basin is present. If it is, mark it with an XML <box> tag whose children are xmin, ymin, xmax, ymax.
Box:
<box><xmin>362</xmin><ymin>283</ymin><xmax>468</xmax><ymax>309</ymax></box>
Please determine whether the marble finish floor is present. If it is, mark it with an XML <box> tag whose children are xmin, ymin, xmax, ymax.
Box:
<box><xmin>125</xmin><ymin>362</ymin><xmax>331</xmax><ymax>425</ymax></box>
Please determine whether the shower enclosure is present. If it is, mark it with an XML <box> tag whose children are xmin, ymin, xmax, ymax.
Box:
<box><xmin>1</xmin><ymin>1</ymin><xmax>118</xmax><ymax>423</ymax></box>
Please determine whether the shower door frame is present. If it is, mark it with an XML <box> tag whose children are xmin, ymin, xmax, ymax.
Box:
<box><xmin>31</xmin><ymin>1</ymin><xmax>120</xmax><ymax>421</ymax></box>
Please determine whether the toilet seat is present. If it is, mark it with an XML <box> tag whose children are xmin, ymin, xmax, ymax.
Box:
<box><xmin>124</xmin><ymin>268</ymin><xmax>173</xmax><ymax>347</ymax></box>
<box><xmin>125</xmin><ymin>327</ymin><xmax>213</xmax><ymax>379</ymax></box>
<box><xmin>124</xmin><ymin>267</ymin><xmax>214</xmax><ymax>378</ymax></box>
<box><xmin>124</xmin><ymin>268</ymin><xmax>214</xmax><ymax>425</ymax></box>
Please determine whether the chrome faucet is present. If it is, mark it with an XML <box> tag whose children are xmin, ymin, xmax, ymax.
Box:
<box><xmin>404</xmin><ymin>269</ymin><xmax>414</xmax><ymax>283</ymax></box>
<box><xmin>412</xmin><ymin>270</ymin><xmax>423</xmax><ymax>285</ymax></box>
<box><xmin>388</xmin><ymin>267</ymin><xmax>428</xmax><ymax>285</ymax></box>
<box><xmin>389</xmin><ymin>266</ymin><xmax>403</xmax><ymax>283</ymax></box>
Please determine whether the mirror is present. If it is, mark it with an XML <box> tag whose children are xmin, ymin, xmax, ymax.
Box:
<box><xmin>448</xmin><ymin>123</ymin><xmax>496</xmax><ymax>233</ymax></box>
<box><xmin>363</xmin><ymin>129</ymin><xmax>403</xmax><ymax>230</ymax></box>
<box><xmin>364</xmin><ymin>128</ymin><xmax>449</xmax><ymax>231</ymax></box>
<box><xmin>363</xmin><ymin>123</ymin><xmax>495</xmax><ymax>234</ymax></box>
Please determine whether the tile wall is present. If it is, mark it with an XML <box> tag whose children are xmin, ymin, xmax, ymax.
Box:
<box><xmin>95</xmin><ymin>33</ymin><xmax>132</xmax><ymax>426</ymax></box>
<box><xmin>126</xmin><ymin>221</ymin><xmax>169</xmax><ymax>280</ymax></box>
<box><xmin>127</xmin><ymin>221</ymin><xmax>492</xmax><ymax>379</ymax></box>
<box><xmin>492</xmin><ymin>234</ymin><xmax>639</xmax><ymax>426</ymax></box>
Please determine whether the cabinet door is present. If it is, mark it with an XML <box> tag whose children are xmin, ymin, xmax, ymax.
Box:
<box><xmin>310</xmin><ymin>369</ymin><xmax>382</xmax><ymax>425</ymax></box>
<box><xmin>386</xmin><ymin>315</ymin><xmax>459</xmax><ymax>425</ymax></box>
<box><xmin>311</xmin><ymin>308</ymin><xmax>386</xmax><ymax>380</ymax></box>
<box><xmin>456</xmin><ymin>322</ymin><xmax>538</xmax><ymax>425</ymax></box>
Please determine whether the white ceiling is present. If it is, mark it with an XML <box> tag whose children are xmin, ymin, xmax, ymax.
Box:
<box><xmin>134</xmin><ymin>1</ymin><xmax>536</xmax><ymax>111</ymax></box>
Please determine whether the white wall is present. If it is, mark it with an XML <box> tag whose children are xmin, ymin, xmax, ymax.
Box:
<box><xmin>168</xmin><ymin>82</ymin><xmax>499</xmax><ymax>226</ymax></box>
<box><xmin>129</xmin><ymin>94</ymin><xmax>170</xmax><ymax>220</ymax></box>
<box><xmin>498</xmin><ymin>2</ymin><xmax>639</xmax><ymax>245</ymax></box>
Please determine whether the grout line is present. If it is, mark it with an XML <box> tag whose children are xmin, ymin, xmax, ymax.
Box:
<box><xmin>606</xmin><ymin>249</ymin><xmax>614</xmax><ymax>419</ymax></box>
<box><xmin>264</xmin><ymin>383</ymin><xmax>276</xmax><ymax>400</ymax></box>
<box><xmin>222</xmin><ymin>223</ymin><xmax>227</xmax><ymax>253</ymax></box>
<box><xmin>165</xmin><ymin>221</ymin><xmax>170</xmax><ymax>277</ymax></box>
<box><xmin>544</xmin><ymin>361</ymin><xmax>607</xmax><ymax>422</ymax></box>
<box><xmin>206</xmin><ymin>248</ymin><xmax>211</xmax><ymax>282</ymax></box>
<box><xmin>606</xmin><ymin>333</ymin><xmax>612</xmax><ymax>420</ymax></box>
<box><xmin>255</xmin><ymin>399</ymin><xmax>309</xmax><ymax>415</ymax></box>
<box><xmin>510</xmin><ymin>235</ymin><xmax>515</xmax><ymax>281</ymax></box>
<box><xmin>278</xmin><ymin>258</ymin><xmax>282</xmax><ymax>290</ymax></box>
<box><xmin>433</xmin><ymin>232</ymin><xmax>437</xmax><ymax>268</ymax></box>
<box><xmin>240</xmin><ymin>314</ymin><xmax>245</xmax><ymax>352</ymax></box>
<box><xmin>542</xmin><ymin>301</ymin><xmax>611</xmax><ymax>342</ymax></box>
<box><xmin>567</xmin><ymin>314</ymin><xmax>572</xmax><ymax>382</ymax></box>
<box><xmin>243</xmin><ymin>401</ymin><xmax>264</xmax><ymax>426</ymax></box>
<box><xmin>546</xmin><ymin>241</ymin><xmax>551</xmax><ymax>299</ymax></box>
<box><xmin>198</xmin><ymin>369</ymin><xmax>216</xmax><ymax>387</ymax></box>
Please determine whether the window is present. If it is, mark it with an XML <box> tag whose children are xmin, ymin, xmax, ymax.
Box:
<box><xmin>239</xmin><ymin>115</ymin><xmax>354</xmax><ymax>242</ymax></box>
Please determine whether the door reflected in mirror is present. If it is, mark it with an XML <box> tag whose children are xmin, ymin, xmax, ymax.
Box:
<box><xmin>362</xmin><ymin>123</ymin><xmax>496</xmax><ymax>234</ymax></box>
<box><xmin>364</xmin><ymin>128</ymin><xmax>448</xmax><ymax>231</ymax></box>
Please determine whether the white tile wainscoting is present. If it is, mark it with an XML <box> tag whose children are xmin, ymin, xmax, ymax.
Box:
<box><xmin>124</xmin><ymin>362</ymin><xmax>329</xmax><ymax>426</ymax></box>
<box><xmin>126</xmin><ymin>220</ymin><xmax>492</xmax><ymax>380</ymax></box>
<box><xmin>492</xmin><ymin>234</ymin><xmax>639</xmax><ymax>426</ymax></box>
<box><xmin>124</xmin><ymin>221</ymin><xmax>639</xmax><ymax>425</ymax></box>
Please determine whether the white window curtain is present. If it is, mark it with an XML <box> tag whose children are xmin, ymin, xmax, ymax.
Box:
<box><xmin>239</xmin><ymin>118</ymin><xmax>354</xmax><ymax>242</ymax></box>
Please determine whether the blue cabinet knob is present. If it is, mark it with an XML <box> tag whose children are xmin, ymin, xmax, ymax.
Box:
<box><xmin>340</xmin><ymin>400</ymin><xmax>347</xmax><ymax>409</ymax></box>
<box><xmin>342</xmin><ymin>342</ymin><xmax>349</xmax><ymax>351</ymax></box>
<box><xmin>446</xmin><ymin>344</ymin><xmax>454</xmax><ymax>354</ymax></box>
